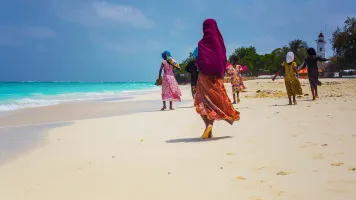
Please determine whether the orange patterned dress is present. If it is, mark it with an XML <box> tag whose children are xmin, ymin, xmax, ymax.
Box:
<box><xmin>194</xmin><ymin>73</ymin><xmax>240</xmax><ymax>124</ymax></box>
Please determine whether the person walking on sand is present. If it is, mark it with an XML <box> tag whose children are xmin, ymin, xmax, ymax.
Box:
<box><xmin>185</xmin><ymin>47</ymin><xmax>199</xmax><ymax>99</ymax></box>
<box><xmin>194</xmin><ymin>19</ymin><xmax>240</xmax><ymax>139</ymax></box>
<box><xmin>227</xmin><ymin>57</ymin><xmax>246</xmax><ymax>104</ymax></box>
<box><xmin>300</xmin><ymin>48</ymin><xmax>329</xmax><ymax>100</ymax></box>
<box><xmin>158</xmin><ymin>51</ymin><xmax>182</xmax><ymax>110</ymax></box>
<box><xmin>272</xmin><ymin>52</ymin><xmax>303</xmax><ymax>105</ymax></box>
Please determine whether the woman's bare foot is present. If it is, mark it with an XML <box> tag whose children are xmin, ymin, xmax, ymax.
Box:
<box><xmin>170</xmin><ymin>107</ymin><xmax>174</xmax><ymax>110</ymax></box>
<box><xmin>161</xmin><ymin>106</ymin><xmax>166</xmax><ymax>111</ymax></box>
<box><xmin>293</xmin><ymin>101</ymin><xmax>297</xmax><ymax>105</ymax></box>
<box><xmin>232</xmin><ymin>101</ymin><xmax>237</xmax><ymax>104</ymax></box>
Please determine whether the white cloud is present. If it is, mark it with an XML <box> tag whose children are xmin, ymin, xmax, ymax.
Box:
<box><xmin>0</xmin><ymin>26</ymin><xmax>56</xmax><ymax>47</ymax></box>
<box><xmin>57</xmin><ymin>1</ymin><xmax>155</xmax><ymax>29</ymax></box>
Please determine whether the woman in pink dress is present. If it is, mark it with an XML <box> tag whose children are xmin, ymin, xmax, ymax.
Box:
<box><xmin>158</xmin><ymin>51</ymin><xmax>182</xmax><ymax>110</ymax></box>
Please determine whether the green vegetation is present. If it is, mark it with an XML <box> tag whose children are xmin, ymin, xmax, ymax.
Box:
<box><xmin>177</xmin><ymin>39</ymin><xmax>309</xmax><ymax>77</ymax></box>
<box><xmin>331</xmin><ymin>17</ymin><xmax>356</xmax><ymax>70</ymax></box>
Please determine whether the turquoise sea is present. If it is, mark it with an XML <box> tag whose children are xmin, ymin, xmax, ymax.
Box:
<box><xmin>0</xmin><ymin>82</ymin><xmax>157</xmax><ymax>112</ymax></box>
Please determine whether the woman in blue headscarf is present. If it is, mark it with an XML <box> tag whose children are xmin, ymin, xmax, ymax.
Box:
<box><xmin>158</xmin><ymin>51</ymin><xmax>182</xmax><ymax>110</ymax></box>
<box><xmin>185</xmin><ymin>47</ymin><xmax>199</xmax><ymax>98</ymax></box>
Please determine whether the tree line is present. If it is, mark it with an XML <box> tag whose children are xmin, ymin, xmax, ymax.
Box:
<box><xmin>177</xmin><ymin>16</ymin><xmax>355</xmax><ymax>77</ymax></box>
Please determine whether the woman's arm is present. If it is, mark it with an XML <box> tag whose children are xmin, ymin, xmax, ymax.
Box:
<box><xmin>158</xmin><ymin>63</ymin><xmax>163</xmax><ymax>78</ymax></box>
<box><xmin>272</xmin><ymin>64</ymin><xmax>283</xmax><ymax>81</ymax></box>
<box><xmin>299</xmin><ymin>60</ymin><xmax>307</xmax><ymax>71</ymax></box>
<box><xmin>272</xmin><ymin>69</ymin><xmax>281</xmax><ymax>81</ymax></box>
<box><xmin>185</xmin><ymin>61</ymin><xmax>193</xmax><ymax>73</ymax></box>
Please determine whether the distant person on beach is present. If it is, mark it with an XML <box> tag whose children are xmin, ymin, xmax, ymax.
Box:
<box><xmin>272</xmin><ymin>52</ymin><xmax>303</xmax><ymax>105</ymax></box>
<box><xmin>194</xmin><ymin>19</ymin><xmax>240</xmax><ymax>139</ymax></box>
<box><xmin>158</xmin><ymin>51</ymin><xmax>182</xmax><ymax>110</ymax></box>
<box><xmin>300</xmin><ymin>48</ymin><xmax>329</xmax><ymax>100</ymax></box>
<box><xmin>185</xmin><ymin>48</ymin><xmax>199</xmax><ymax>99</ymax></box>
<box><xmin>227</xmin><ymin>57</ymin><xmax>246</xmax><ymax>104</ymax></box>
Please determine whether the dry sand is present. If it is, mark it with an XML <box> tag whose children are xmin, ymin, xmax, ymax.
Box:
<box><xmin>0</xmin><ymin>79</ymin><xmax>356</xmax><ymax>200</ymax></box>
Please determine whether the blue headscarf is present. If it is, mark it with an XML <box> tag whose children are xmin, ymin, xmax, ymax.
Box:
<box><xmin>192</xmin><ymin>47</ymin><xmax>198</xmax><ymax>60</ymax></box>
<box><xmin>161</xmin><ymin>51</ymin><xmax>172</xmax><ymax>60</ymax></box>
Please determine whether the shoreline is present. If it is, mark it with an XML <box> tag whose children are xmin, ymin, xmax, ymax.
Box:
<box><xmin>0</xmin><ymin>85</ymin><xmax>192</xmax><ymax>128</ymax></box>
<box><xmin>0</xmin><ymin>82</ymin><xmax>160</xmax><ymax>112</ymax></box>
<box><xmin>2</xmin><ymin>78</ymin><xmax>355</xmax><ymax>127</ymax></box>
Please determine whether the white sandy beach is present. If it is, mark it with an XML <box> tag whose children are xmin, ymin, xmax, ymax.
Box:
<box><xmin>1</xmin><ymin>79</ymin><xmax>356</xmax><ymax>200</ymax></box>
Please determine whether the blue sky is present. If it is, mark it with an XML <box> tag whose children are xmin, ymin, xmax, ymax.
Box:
<box><xmin>0</xmin><ymin>0</ymin><xmax>355</xmax><ymax>82</ymax></box>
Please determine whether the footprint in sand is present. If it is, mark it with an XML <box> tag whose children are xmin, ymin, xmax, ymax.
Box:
<box><xmin>321</xmin><ymin>144</ymin><xmax>328</xmax><ymax>146</ymax></box>
<box><xmin>226</xmin><ymin>152</ymin><xmax>235</xmax><ymax>156</ymax></box>
<box><xmin>348</xmin><ymin>167</ymin><xmax>356</xmax><ymax>171</ymax></box>
<box><xmin>276</xmin><ymin>171</ymin><xmax>294</xmax><ymax>176</ymax></box>
<box><xmin>235</xmin><ymin>176</ymin><xmax>246</xmax><ymax>180</ymax></box>
<box><xmin>331</xmin><ymin>162</ymin><xmax>344</xmax><ymax>166</ymax></box>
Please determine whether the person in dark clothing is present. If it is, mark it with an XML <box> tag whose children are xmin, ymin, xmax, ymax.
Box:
<box><xmin>185</xmin><ymin>59</ymin><xmax>199</xmax><ymax>98</ymax></box>
<box><xmin>185</xmin><ymin>49</ymin><xmax>199</xmax><ymax>98</ymax></box>
<box><xmin>301</xmin><ymin>48</ymin><xmax>329</xmax><ymax>100</ymax></box>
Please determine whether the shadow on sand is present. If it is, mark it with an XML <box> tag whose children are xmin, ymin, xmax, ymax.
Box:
<box><xmin>177</xmin><ymin>106</ymin><xmax>195</xmax><ymax>109</ymax></box>
<box><xmin>269</xmin><ymin>104</ymin><xmax>293</xmax><ymax>107</ymax></box>
<box><xmin>166</xmin><ymin>136</ymin><xmax>233</xmax><ymax>143</ymax></box>
<box><xmin>299</xmin><ymin>99</ymin><xmax>315</xmax><ymax>102</ymax></box>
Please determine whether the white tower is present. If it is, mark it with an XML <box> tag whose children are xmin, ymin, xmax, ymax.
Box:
<box><xmin>316</xmin><ymin>32</ymin><xmax>326</xmax><ymax>58</ymax></box>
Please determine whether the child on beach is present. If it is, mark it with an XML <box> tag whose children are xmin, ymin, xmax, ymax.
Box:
<box><xmin>227</xmin><ymin>57</ymin><xmax>246</xmax><ymax>104</ymax></box>
<box><xmin>300</xmin><ymin>48</ymin><xmax>329</xmax><ymax>100</ymax></box>
<box><xmin>272</xmin><ymin>52</ymin><xmax>303</xmax><ymax>105</ymax></box>
<box><xmin>185</xmin><ymin>48</ymin><xmax>199</xmax><ymax>99</ymax></box>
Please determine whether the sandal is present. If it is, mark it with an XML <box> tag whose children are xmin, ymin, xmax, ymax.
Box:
<box><xmin>202</xmin><ymin>125</ymin><xmax>213</xmax><ymax>139</ymax></box>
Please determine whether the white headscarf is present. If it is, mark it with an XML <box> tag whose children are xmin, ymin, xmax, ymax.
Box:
<box><xmin>286</xmin><ymin>52</ymin><xmax>294</xmax><ymax>63</ymax></box>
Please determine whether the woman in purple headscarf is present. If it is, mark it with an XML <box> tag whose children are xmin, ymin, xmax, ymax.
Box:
<box><xmin>194</xmin><ymin>19</ymin><xmax>240</xmax><ymax>139</ymax></box>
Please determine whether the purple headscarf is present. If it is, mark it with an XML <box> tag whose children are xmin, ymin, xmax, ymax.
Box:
<box><xmin>196</xmin><ymin>19</ymin><xmax>227</xmax><ymax>78</ymax></box>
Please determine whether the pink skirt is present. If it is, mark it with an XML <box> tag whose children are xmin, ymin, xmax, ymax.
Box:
<box><xmin>162</xmin><ymin>74</ymin><xmax>182</xmax><ymax>101</ymax></box>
